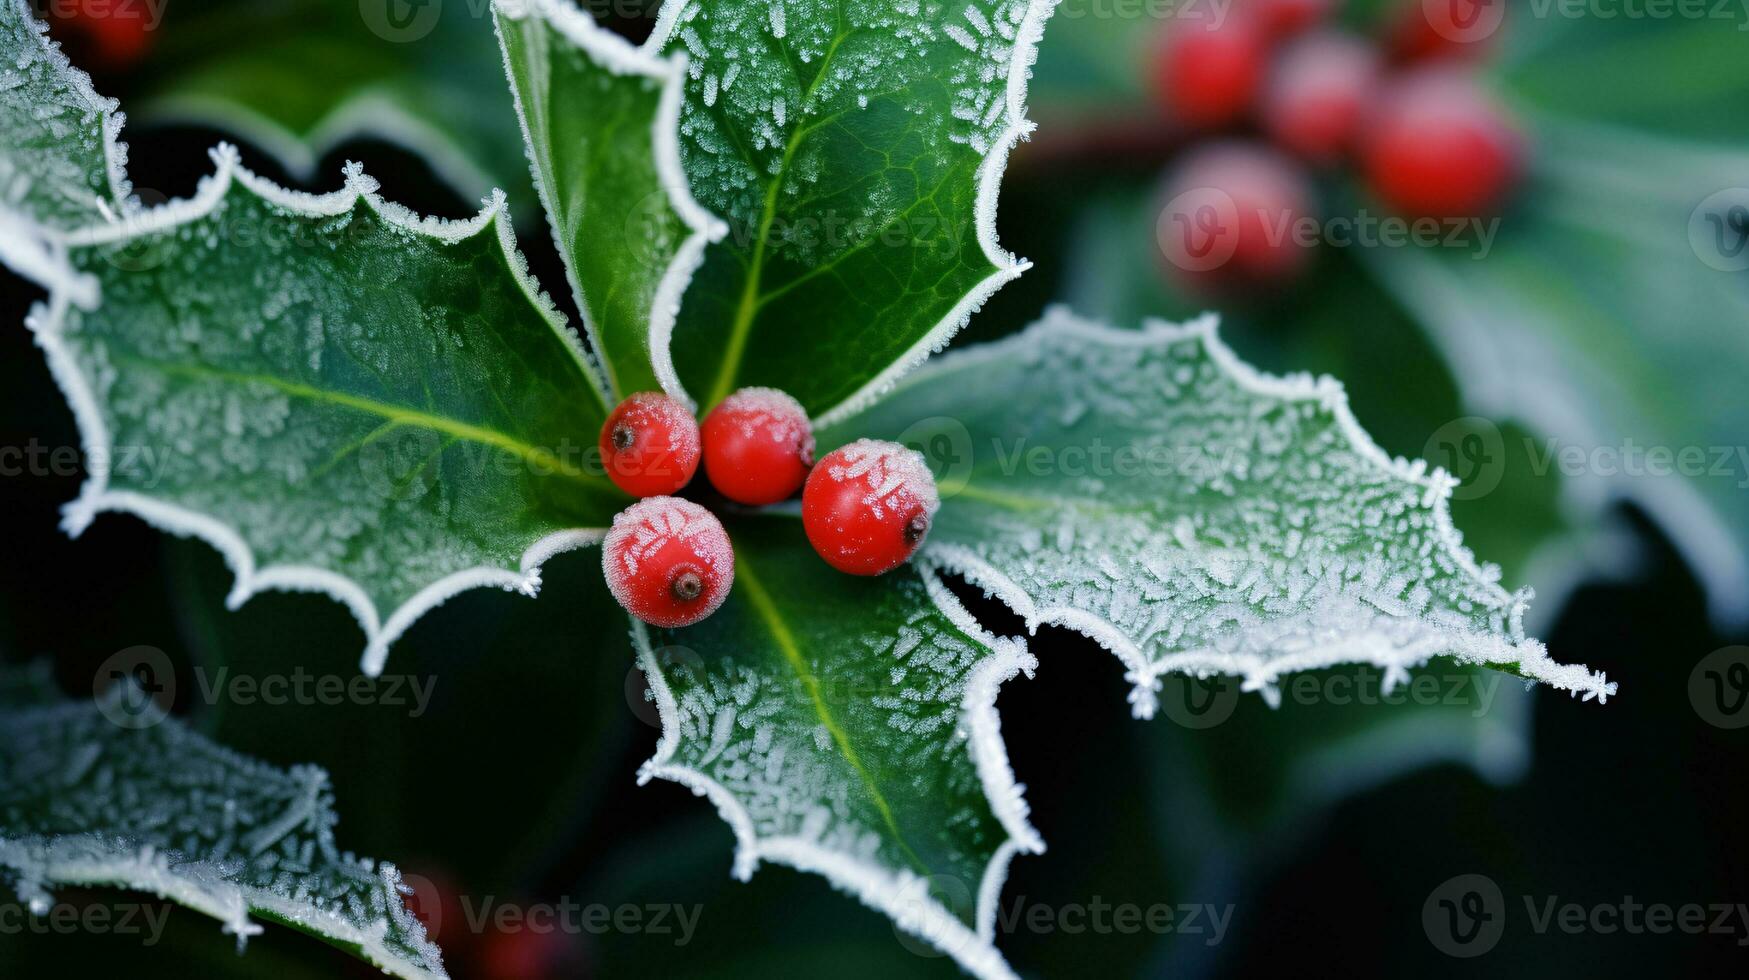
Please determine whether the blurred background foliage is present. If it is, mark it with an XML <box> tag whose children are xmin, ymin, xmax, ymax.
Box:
<box><xmin>2</xmin><ymin>0</ymin><xmax>1747</xmax><ymax>976</ymax></box>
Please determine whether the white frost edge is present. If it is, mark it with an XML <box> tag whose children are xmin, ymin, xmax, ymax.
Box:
<box><xmin>630</xmin><ymin>566</ymin><xmax>1043</xmax><ymax>980</ymax></box>
<box><xmin>811</xmin><ymin>0</ymin><xmax>1059</xmax><ymax>430</ymax></box>
<box><xmin>885</xmin><ymin>306</ymin><xmax>1618</xmax><ymax>715</ymax></box>
<box><xmin>0</xmin><ymin>839</ymin><xmax>445</xmax><ymax>980</ymax></box>
<box><xmin>0</xmin><ymin>0</ymin><xmax>132</xmax><ymax>299</ymax></box>
<box><xmin>1362</xmin><ymin>240</ymin><xmax>1749</xmax><ymax>630</ymax></box>
<box><xmin>493</xmin><ymin>0</ymin><xmax>727</xmax><ymax>409</ymax></box>
<box><xmin>141</xmin><ymin>90</ymin><xmax>502</xmax><ymax>208</ymax></box>
<box><xmin>31</xmin><ymin>142</ymin><xmax>610</xmax><ymax>677</ymax></box>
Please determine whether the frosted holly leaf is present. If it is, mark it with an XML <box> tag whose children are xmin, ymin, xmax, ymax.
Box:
<box><xmin>822</xmin><ymin>307</ymin><xmax>1617</xmax><ymax>719</ymax></box>
<box><xmin>136</xmin><ymin>0</ymin><xmax>533</xmax><ymax>211</ymax></box>
<box><xmin>496</xmin><ymin>0</ymin><xmax>725</xmax><ymax>402</ymax></box>
<box><xmin>0</xmin><ymin>0</ymin><xmax>130</xmax><ymax>298</ymax></box>
<box><xmin>0</xmin><ymin>667</ymin><xmax>446</xmax><ymax>980</ymax></box>
<box><xmin>636</xmin><ymin>515</ymin><xmax>1041</xmax><ymax>980</ymax></box>
<box><xmin>32</xmin><ymin>145</ymin><xmax>626</xmax><ymax>675</ymax></box>
<box><xmin>649</xmin><ymin>0</ymin><xmax>1055</xmax><ymax>421</ymax></box>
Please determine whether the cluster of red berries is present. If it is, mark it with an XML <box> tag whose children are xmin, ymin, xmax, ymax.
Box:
<box><xmin>1154</xmin><ymin>0</ymin><xmax>1523</xmax><ymax>290</ymax></box>
<box><xmin>598</xmin><ymin>390</ymin><xmax>939</xmax><ymax>628</ymax></box>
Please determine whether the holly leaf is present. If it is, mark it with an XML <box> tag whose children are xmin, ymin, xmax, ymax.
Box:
<box><xmin>1364</xmin><ymin>15</ymin><xmax>1749</xmax><ymax>629</ymax></box>
<box><xmin>635</xmin><ymin>515</ymin><xmax>1041</xmax><ymax>980</ymax></box>
<box><xmin>0</xmin><ymin>0</ymin><xmax>130</xmax><ymax>300</ymax></box>
<box><xmin>496</xmin><ymin>0</ymin><xmax>726</xmax><ymax>401</ymax></box>
<box><xmin>0</xmin><ymin>666</ymin><xmax>446</xmax><ymax>980</ymax></box>
<box><xmin>32</xmin><ymin>146</ymin><xmax>626</xmax><ymax>675</ymax></box>
<box><xmin>564</xmin><ymin>0</ymin><xmax>1053</xmax><ymax>420</ymax></box>
<box><xmin>137</xmin><ymin>0</ymin><xmax>533</xmax><ymax>208</ymax></box>
<box><xmin>823</xmin><ymin>308</ymin><xmax>1615</xmax><ymax>718</ymax></box>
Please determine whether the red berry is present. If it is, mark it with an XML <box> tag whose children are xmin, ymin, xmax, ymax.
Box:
<box><xmin>603</xmin><ymin>497</ymin><xmax>734</xmax><ymax>628</ymax></box>
<box><xmin>1249</xmin><ymin>0</ymin><xmax>1336</xmax><ymax>38</ymax></box>
<box><xmin>472</xmin><ymin>921</ymin><xmax>588</xmax><ymax>980</ymax></box>
<box><xmin>1157</xmin><ymin>141</ymin><xmax>1315</xmax><ymax>291</ymax></box>
<box><xmin>1153</xmin><ymin>13</ymin><xmax>1268</xmax><ymax>130</ymax></box>
<box><xmin>49</xmin><ymin>4</ymin><xmax>154</xmax><ymax>69</ymax></box>
<box><xmin>1385</xmin><ymin>0</ymin><xmax>1502</xmax><ymax>64</ymax></box>
<box><xmin>802</xmin><ymin>440</ymin><xmax>939</xmax><ymax>577</ymax></box>
<box><xmin>599</xmin><ymin>392</ymin><xmax>700</xmax><ymax>498</ymax></box>
<box><xmin>1359</xmin><ymin>68</ymin><xmax>1523</xmax><ymax>219</ymax></box>
<box><xmin>701</xmin><ymin>387</ymin><xmax>815</xmax><ymax>506</ymax></box>
<box><xmin>1263</xmin><ymin>31</ymin><xmax>1378</xmax><ymax>165</ymax></box>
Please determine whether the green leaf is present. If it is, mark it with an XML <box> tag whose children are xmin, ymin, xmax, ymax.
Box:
<box><xmin>496</xmin><ymin>0</ymin><xmax>726</xmax><ymax>401</ymax></box>
<box><xmin>0</xmin><ymin>667</ymin><xmax>446</xmax><ymax>980</ymax></box>
<box><xmin>1364</xmin><ymin>118</ymin><xmax>1749</xmax><ymax>628</ymax></box>
<box><xmin>635</xmin><ymin>515</ymin><xmax>1040</xmax><ymax>980</ymax></box>
<box><xmin>823</xmin><ymin>308</ymin><xmax>1616</xmax><ymax>717</ymax></box>
<box><xmin>0</xmin><ymin>0</ymin><xmax>130</xmax><ymax>298</ymax></box>
<box><xmin>649</xmin><ymin>0</ymin><xmax>1054</xmax><ymax>420</ymax></box>
<box><xmin>34</xmin><ymin>146</ymin><xmax>626</xmax><ymax>675</ymax></box>
<box><xmin>137</xmin><ymin>0</ymin><xmax>532</xmax><ymax>208</ymax></box>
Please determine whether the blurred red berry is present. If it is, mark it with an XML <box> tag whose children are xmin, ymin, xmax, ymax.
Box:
<box><xmin>1386</xmin><ymin>0</ymin><xmax>1503</xmax><ymax>64</ymax></box>
<box><xmin>599</xmin><ymin>392</ymin><xmax>700</xmax><ymax>498</ymax></box>
<box><xmin>603</xmin><ymin>497</ymin><xmax>734</xmax><ymax>628</ymax></box>
<box><xmin>1263</xmin><ymin>31</ymin><xmax>1378</xmax><ymax>165</ymax></box>
<box><xmin>47</xmin><ymin>2</ymin><xmax>153</xmax><ymax>68</ymax></box>
<box><xmin>1153</xmin><ymin>12</ymin><xmax>1268</xmax><ymax>130</ymax></box>
<box><xmin>802</xmin><ymin>440</ymin><xmax>938</xmax><ymax>576</ymax></box>
<box><xmin>1157</xmin><ymin>141</ymin><xmax>1316</xmax><ymax>291</ymax></box>
<box><xmin>473</xmin><ymin>924</ymin><xmax>588</xmax><ymax>980</ymax></box>
<box><xmin>702</xmin><ymin>387</ymin><xmax>814</xmax><ymax>506</ymax></box>
<box><xmin>1359</xmin><ymin>68</ymin><xmax>1523</xmax><ymax>219</ymax></box>
<box><xmin>1248</xmin><ymin>0</ymin><xmax>1337</xmax><ymax>38</ymax></box>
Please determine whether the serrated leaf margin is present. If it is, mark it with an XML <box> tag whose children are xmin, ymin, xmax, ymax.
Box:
<box><xmin>630</xmin><ymin>566</ymin><xmax>1044</xmax><ymax>980</ymax></box>
<box><xmin>905</xmin><ymin>307</ymin><xmax>1617</xmax><ymax>717</ymax></box>
<box><xmin>0</xmin><ymin>0</ymin><xmax>132</xmax><ymax>306</ymax></box>
<box><xmin>28</xmin><ymin>142</ymin><xmax>610</xmax><ymax>676</ymax></box>
<box><xmin>625</xmin><ymin>0</ymin><xmax>1055</xmax><ymax>424</ymax></box>
<box><xmin>493</xmin><ymin>0</ymin><xmax>729</xmax><ymax>408</ymax></box>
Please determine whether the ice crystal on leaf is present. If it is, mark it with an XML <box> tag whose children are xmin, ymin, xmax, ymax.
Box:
<box><xmin>824</xmin><ymin>308</ymin><xmax>1616</xmax><ymax>717</ymax></box>
<box><xmin>0</xmin><ymin>668</ymin><xmax>446</xmax><ymax>980</ymax></box>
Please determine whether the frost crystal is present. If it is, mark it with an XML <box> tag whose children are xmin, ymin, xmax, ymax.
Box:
<box><xmin>0</xmin><ymin>670</ymin><xmax>445</xmax><ymax>979</ymax></box>
<box><xmin>826</xmin><ymin>308</ymin><xmax>1617</xmax><ymax>718</ymax></box>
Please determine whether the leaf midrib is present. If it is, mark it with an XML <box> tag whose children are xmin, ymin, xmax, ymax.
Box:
<box><xmin>115</xmin><ymin>354</ymin><xmax>616</xmax><ymax>492</ymax></box>
<box><xmin>733</xmin><ymin>552</ymin><xmax>931</xmax><ymax>876</ymax></box>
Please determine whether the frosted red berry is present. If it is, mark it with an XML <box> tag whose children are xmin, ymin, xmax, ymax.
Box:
<box><xmin>1249</xmin><ymin>0</ymin><xmax>1336</xmax><ymax>38</ymax></box>
<box><xmin>1157</xmin><ymin>141</ymin><xmax>1316</xmax><ymax>291</ymax></box>
<box><xmin>701</xmin><ymin>387</ymin><xmax>815</xmax><ymax>506</ymax></box>
<box><xmin>1153</xmin><ymin>14</ymin><xmax>1268</xmax><ymax>130</ymax></box>
<box><xmin>802</xmin><ymin>440</ymin><xmax>940</xmax><ymax>577</ymax></box>
<box><xmin>599</xmin><ymin>392</ymin><xmax>700</xmax><ymax>498</ymax></box>
<box><xmin>1386</xmin><ymin>0</ymin><xmax>1501</xmax><ymax>65</ymax></box>
<box><xmin>603</xmin><ymin>497</ymin><xmax>734</xmax><ymax>628</ymax></box>
<box><xmin>1262</xmin><ymin>31</ymin><xmax>1378</xmax><ymax>165</ymax></box>
<box><xmin>1359</xmin><ymin>68</ymin><xmax>1523</xmax><ymax>219</ymax></box>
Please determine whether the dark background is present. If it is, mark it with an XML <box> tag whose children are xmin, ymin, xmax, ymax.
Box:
<box><xmin>2</xmin><ymin>1</ymin><xmax>1746</xmax><ymax>977</ymax></box>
